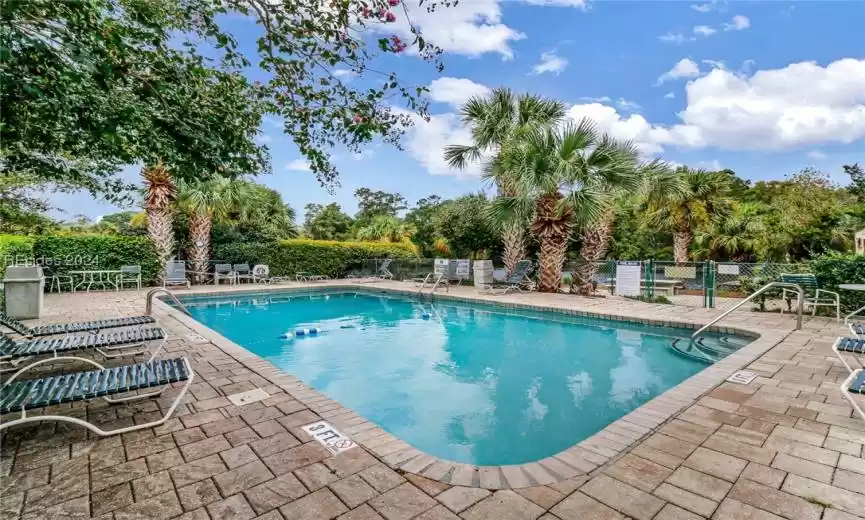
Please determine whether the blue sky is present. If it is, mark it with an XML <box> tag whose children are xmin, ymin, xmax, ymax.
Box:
<box><xmin>51</xmin><ymin>0</ymin><xmax>865</xmax><ymax>221</ymax></box>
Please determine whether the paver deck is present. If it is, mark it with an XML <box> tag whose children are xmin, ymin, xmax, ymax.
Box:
<box><xmin>1</xmin><ymin>281</ymin><xmax>863</xmax><ymax>520</ymax></box>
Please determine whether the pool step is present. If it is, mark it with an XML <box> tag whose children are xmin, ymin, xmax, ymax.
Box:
<box><xmin>670</xmin><ymin>338</ymin><xmax>718</xmax><ymax>363</ymax></box>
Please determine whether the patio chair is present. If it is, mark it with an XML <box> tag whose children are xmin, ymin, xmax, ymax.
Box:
<box><xmin>116</xmin><ymin>265</ymin><xmax>142</xmax><ymax>290</ymax></box>
<box><xmin>43</xmin><ymin>266</ymin><xmax>74</xmax><ymax>293</ymax></box>
<box><xmin>851</xmin><ymin>322</ymin><xmax>864</xmax><ymax>339</ymax></box>
<box><xmin>0</xmin><ymin>356</ymin><xmax>194</xmax><ymax>437</ymax></box>
<box><xmin>480</xmin><ymin>260</ymin><xmax>533</xmax><ymax>295</ymax></box>
<box><xmin>839</xmin><ymin>369</ymin><xmax>865</xmax><ymax>424</ymax></box>
<box><xmin>376</xmin><ymin>259</ymin><xmax>394</xmax><ymax>280</ymax></box>
<box><xmin>780</xmin><ymin>273</ymin><xmax>840</xmax><ymax>322</ymax></box>
<box><xmin>1</xmin><ymin>327</ymin><xmax>167</xmax><ymax>373</ymax></box>
<box><xmin>214</xmin><ymin>264</ymin><xmax>235</xmax><ymax>284</ymax></box>
<box><xmin>252</xmin><ymin>265</ymin><xmax>291</xmax><ymax>285</ymax></box>
<box><xmin>832</xmin><ymin>337</ymin><xmax>865</xmax><ymax>374</ymax></box>
<box><xmin>163</xmin><ymin>261</ymin><xmax>190</xmax><ymax>289</ymax></box>
<box><xmin>0</xmin><ymin>311</ymin><xmax>155</xmax><ymax>338</ymax></box>
<box><xmin>233</xmin><ymin>264</ymin><xmax>253</xmax><ymax>283</ymax></box>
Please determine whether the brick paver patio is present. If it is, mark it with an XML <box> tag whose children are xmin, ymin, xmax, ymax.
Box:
<box><xmin>1</xmin><ymin>282</ymin><xmax>863</xmax><ymax>520</ymax></box>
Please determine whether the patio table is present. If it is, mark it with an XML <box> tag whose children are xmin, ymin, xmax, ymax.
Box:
<box><xmin>839</xmin><ymin>284</ymin><xmax>865</xmax><ymax>324</ymax></box>
<box><xmin>68</xmin><ymin>269</ymin><xmax>123</xmax><ymax>292</ymax></box>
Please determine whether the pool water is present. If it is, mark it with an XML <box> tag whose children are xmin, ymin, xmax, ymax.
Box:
<box><xmin>183</xmin><ymin>290</ymin><xmax>730</xmax><ymax>465</ymax></box>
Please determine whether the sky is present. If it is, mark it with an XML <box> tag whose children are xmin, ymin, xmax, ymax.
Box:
<box><xmin>50</xmin><ymin>0</ymin><xmax>865</xmax><ymax>221</ymax></box>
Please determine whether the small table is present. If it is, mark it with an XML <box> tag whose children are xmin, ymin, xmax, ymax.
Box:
<box><xmin>839</xmin><ymin>284</ymin><xmax>865</xmax><ymax>324</ymax></box>
<box><xmin>69</xmin><ymin>270</ymin><xmax>123</xmax><ymax>292</ymax></box>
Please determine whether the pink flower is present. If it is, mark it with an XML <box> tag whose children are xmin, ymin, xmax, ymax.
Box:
<box><xmin>353</xmin><ymin>114</ymin><xmax>364</xmax><ymax>124</ymax></box>
<box><xmin>388</xmin><ymin>0</ymin><xmax>400</xmax><ymax>6</ymax></box>
<box><xmin>361</xmin><ymin>7</ymin><xmax>370</xmax><ymax>17</ymax></box>
<box><xmin>378</xmin><ymin>9</ymin><xmax>386</xmax><ymax>18</ymax></box>
<box><xmin>390</xmin><ymin>35</ymin><xmax>406</xmax><ymax>53</ymax></box>
<box><xmin>385</xmin><ymin>11</ymin><xmax>396</xmax><ymax>22</ymax></box>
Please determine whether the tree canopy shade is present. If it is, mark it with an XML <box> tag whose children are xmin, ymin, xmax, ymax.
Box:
<box><xmin>1</xmin><ymin>0</ymin><xmax>271</xmax><ymax>201</ymax></box>
<box><xmin>303</xmin><ymin>203</ymin><xmax>354</xmax><ymax>240</ymax></box>
<box><xmin>2</xmin><ymin>0</ymin><xmax>444</xmax><ymax>198</ymax></box>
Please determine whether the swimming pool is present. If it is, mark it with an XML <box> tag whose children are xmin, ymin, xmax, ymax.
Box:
<box><xmin>181</xmin><ymin>289</ymin><xmax>747</xmax><ymax>465</ymax></box>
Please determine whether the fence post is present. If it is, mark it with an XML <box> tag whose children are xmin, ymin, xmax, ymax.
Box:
<box><xmin>645</xmin><ymin>259</ymin><xmax>654</xmax><ymax>298</ymax></box>
<box><xmin>706</xmin><ymin>261</ymin><xmax>717</xmax><ymax>309</ymax></box>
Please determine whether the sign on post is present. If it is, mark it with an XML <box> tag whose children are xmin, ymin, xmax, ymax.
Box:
<box><xmin>615</xmin><ymin>261</ymin><xmax>641</xmax><ymax>297</ymax></box>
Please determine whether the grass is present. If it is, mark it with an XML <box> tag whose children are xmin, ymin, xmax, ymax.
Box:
<box><xmin>626</xmin><ymin>294</ymin><xmax>673</xmax><ymax>304</ymax></box>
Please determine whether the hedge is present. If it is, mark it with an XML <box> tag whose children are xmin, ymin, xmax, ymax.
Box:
<box><xmin>811</xmin><ymin>252</ymin><xmax>865</xmax><ymax>313</ymax></box>
<box><xmin>0</xmin><ymin>235</ymin><xmax>35</xmax><ymax>279</ymax></box>
<box><xmin>26</xmin><ymin>235</ymin><xmax>160</xmax><ymax>284</ymax></box>
<box><xmin>214</xmin><ymin>239</ymin><xmax>418</xmax><ymax>278</ymax></box>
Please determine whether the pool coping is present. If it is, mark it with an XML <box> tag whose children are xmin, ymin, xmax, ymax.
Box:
<box><xmin>154</xmin><ymin>283</ymin><xmax>792</xmax><ymax>489</ymax></box>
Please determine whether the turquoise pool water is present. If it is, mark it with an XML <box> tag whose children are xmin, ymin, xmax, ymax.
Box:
<box><xmin>182</xmin><ymin>290</ymin><xmax>733</xmax><ymax>465</ymax></box>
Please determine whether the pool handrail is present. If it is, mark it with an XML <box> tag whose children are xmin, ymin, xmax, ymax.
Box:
<box><xmin>146</xmin><ymin>287</ymin><xmax>192</xmax><ymax>316</ymax></box>
<box><xmin>691</xmin><ymin>282</ymin><xmax>803</xmax><ymax>344</ymax></box>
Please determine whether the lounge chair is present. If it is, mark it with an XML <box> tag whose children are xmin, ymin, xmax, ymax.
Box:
<box><xmin>833</xmin><ymin>337</ymin><xmax>865</xmax><ymax>374</ymax></box>
<box><xmin>851</xmin><ymin>323</ymin><xmax>864</xmax><ymax>339</ymax></box>
<box><xmin>233</xmin><ymin>264</ymin><xmax>253</xmax><ymax>283</ymax></box>
<box><xmin>1</xmin><ymin>327</ymin><xmax>167</xmax><ymax>373</ymax></box>
<box><xmin>252</xmin><ymin>265</ymin><xmax>291</xmax><ymax>285</ymax></box>
<box><xmin>1</xmin><ymin>311</ymin><xmax>156</xmax><ymax>338</ymax></box>
<box><xmin>0</xmin><ymin>356</ymin><xmax>194</xmax><ymax>437</ymax></box>
<box><xmin>296</xmin><ymin>272</ymin><xmax>328</xmax><ymax>282</ymax></box>
<box><xmin>780</xmin><ymin>273</ymin><xmax>840</xmax><ymax>322</ymax></box>
<box><xmin>376</xmin><ymin>259</ymin><xmax>393</xmax><ymax>280</ymax></box>
<box><xmin>214</xmin><ymin>263</ymin><xmax>235</xmax><ymax>284</ymax></box>
<box><xmin>480</xmin><ymin>260</ymin><xmax>533</xmax><ymax>295</ymax></box>
<box><xmin>839</xmin><ymin>369</ymin><xmax>865</xmax><ymax>424</ymax></box>
<box><xmin>163</xmin><ymin>260</ymin><xmax>191</xmax><ymax>289</ymax></box>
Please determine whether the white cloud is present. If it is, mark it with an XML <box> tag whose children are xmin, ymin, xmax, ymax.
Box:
<box><xmin>617</xmin><ymin>98</ymin><xmax>642</xmax><ymax>111</ymax></box>
<box><xmin>656</xmin><ymin>58</ymin><xmax>701</xmax><ymax>85</ymax></box>
<box><xmin>352</xmin><ymin>149</ymin><xmax>375</xmax><ymax>161</ymax></box>
<box><xmin>664</xmin><ymin>92</ymin><xmax>676</xmax><ymax>99</ymax></box>
<box><xmin>401</xmin><ymin>60</ymin><xmax>865</xmax><ymax>177</ymax></box>
<box><xmin>807</xmin><ymin>150</ymin><xmax>827</xmax><ymax>160</ymax></box>
<box><xmin>702</xmin><ymin>60</ymin><xmax>727</xmax><ymax>70</ymax></box>
<box><xmin>723</xmin><ymin>15</ymin><xmax>750</xmax><ymax>31</ymax></box>
<box><xmin>740</xmin><ymin>59</ymin><xmax>756</xmax><ymax>74</ymax></box>
<box><xmin>428</xmin><ymin>77</ymin><xmax>491</xmax><ymax>108</ymax></box>
<box><xmin>659</xmin><ymin>32</ymin><xmax>687</xmax><ymax>45</ymax></box>
<box><xmin>374</xmin><ymin>0</ymin><xmax>588</xmax><ymax>60</ymax></box>
<box><xmin>333</xmin><ymin>68</ymin><xmax>356</xmax><ymax>81</ymax></box>
<box><xmin>691</xmin><ymin>0</ymin><xmax>725</xmax><ymax>13</ymax></box>
<box><xmin>578</xmin><ymin>96</ymin><xmax>612</xmax><ymax>103</ymax></box>
<box><xmin>531</xmin><ymin>51</ymin><xmax>568</xmax><ymax>75</ymax></box>
<box><xmin>697</xmin><ymin>159</ymin><xmax>723</xmax><ymax>170</ymax></box>
<box><xmin>255</xmin><ymin>134</ymin><xmax>273</xmax><ymax>144</ymax></box>
<box><xmin>285</xmin><ymin>159</ymin><xmax>311</xmax><ymax>172</ymax></box>
<box><xmin>693</xmin><ymin>25</ymin><xmax>717</xmax><ymax>37</ymax></box>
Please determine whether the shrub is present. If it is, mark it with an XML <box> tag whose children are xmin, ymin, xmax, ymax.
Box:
<box><xmin>31</xmin><ymin>235</ymin><xmax>160</xmax><ymax>285</ymax></box>
<box><xmin>214</xmin><ymin>239</ymin><xmax>417</xmax><ymax>278</ymax></box>
<box><xmin>810</xmin><ymin>252</ymin><xmax>865</xmax><ymax>313</ymax></box>
<box><xmin>0</xmin><ymin>234</ymin><xmax>35</xmax><ymax>279</ymax></box>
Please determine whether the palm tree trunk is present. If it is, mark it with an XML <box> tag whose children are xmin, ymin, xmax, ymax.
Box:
<box><xmin>187</xmin><ymin>211</ymin><xmax>212</xmax><ymax>278</ymax></box>
<box><xmin>571</xmin><ymin>208</ymin><xmax>615</xmax><ymax>295</ymax></box>
<box><xmin>538</xmin><ymin>234</ymin><xmax>568</xmax><ymax>292</ymax></box>
<box><xmin>501</xmin><ymin>221</ymin><xmax>526</xmax><ymax>274</ymax></box>
<box><xmin>146</xmin><ymin>209</ymin><xmax>175</xmax><ymax>284</ymax></box>
<box><xmin>674</xmin><ymin>231</ymin><xmax>692</xmax><ymax>263</ymax></box>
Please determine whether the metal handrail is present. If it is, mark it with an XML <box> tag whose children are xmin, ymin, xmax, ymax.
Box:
<box><xmin>146</xmin><ymin>287</ymin><xmax>192</xmax><ymax>316</ymax></box>
<box><xmin>691</xmin><ymin>281</ymin><xmax>804</xmax><ymax>341</ymax></box>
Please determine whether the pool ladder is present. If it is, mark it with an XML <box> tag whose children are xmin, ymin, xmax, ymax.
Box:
<box><xmin>145</xmin><ymin>287</ymin><xmax>192</xmax><ymax>316</ymax></box>
<box><xmin>671</xmin><ymin>281</ymin><xmax>804</xmax><ymax>362</ymax></box>
<box><xmin>416</xmin><ymin>272</ymin><xmax>446</xmax><ymax>294</ymax></box>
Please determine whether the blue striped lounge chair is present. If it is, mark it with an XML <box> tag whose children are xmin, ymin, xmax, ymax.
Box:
<box><xmin>1</xmin><ymin>311</ymin><xmax>156</xmax><ymax>338</ymax></box>
<box><xmin>840</xmin><ymin>368</ymin><xmax>865</xmax><ymax>425</ymax></box>
<box><xmin>1</xmin><ymin>327</ymin><xmax>167</xmax><ymax>374</ymax></box>
<box><xmin>832</xmin><ymin>337</ymin><xmax>865</xmax><ymax>374</ymax></box>
<box><xmin>0</xmin><ymin>356</ymin><xmax>194</xmax><ymax>437</ymax></box>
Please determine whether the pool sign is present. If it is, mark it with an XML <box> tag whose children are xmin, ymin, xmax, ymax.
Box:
<box><xmin>726</xmin><ymin>370</ymin><xmax>758</xmax><ymax>385</ymax></box>
<box><xmin>302</xmin><ymin>421</ymin><xmax>357</xmax><ymax>454</ymax></box>
<box><xmin>615</xmin><ymin>261</ymin><xmax>641</xmax><ymax>297</ymax></box>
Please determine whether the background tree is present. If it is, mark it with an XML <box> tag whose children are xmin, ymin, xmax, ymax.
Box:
<box><xmin>444</xmin><ymin>89</ymin><xmax>566</xmax><ymax>274</ymax></box>
<box><xmin>175</xmin><ymin>177</ymin><xmax>256</xmax><ymax>275</ymax></box>
<box><xmin>303</xmin><ymin>203</ymin><xmax>354</xmax><ymax>240</ymax></box>
<box><xmin>213</xmin><ymin>184</ymin><xmax>298</xmax><ymax>244</ymax></box>
<box><xmin>694</xmin><ymin>202</ymin><xmax>765</xmax><ymax>261</ymax></box>
<box><xmin>0</xmin><ymin>173</ymin><xmax>57</xmax><ymax>233</ymax></box>
<box><xmin>405</xmin><ymin>195</ymin><xmax>445</xmax><ymax>256</ymax></box>
<box><xmin>494</xmin><ymin>120</ymin><xmax>638</xmax><ymax>292</ymax></box>
<box><xmin>432</xmin><ymin>194</ymin><xmax>499</xmax><ymax>259</ymax></box>
<box><xmin>643</xmin><ymin>167</ymin><xmax>734</xmax><ymax>263</ymax></box>
<box><xmin>141</xmin><ymin>162</ymin><xmax>177</xmax><ymax>279</ymax></box>
<box><xmin>845</xmin><ymin>163</ymin><xmax>865</xmax><ymax>202</ymax></box>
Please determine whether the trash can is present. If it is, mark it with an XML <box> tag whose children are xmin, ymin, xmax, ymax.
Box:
<box><xmin>3</xmin><ymin>265</ymin><xmax>45</xmax><ymax>319</ymax></box>
<box><xmin>473</xmin><ymin>260</ymin><xmax>494</xmax><ymax>291</ymax></box>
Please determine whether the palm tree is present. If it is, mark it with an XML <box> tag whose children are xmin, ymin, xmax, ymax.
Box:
<box><xmin>176</xmin><ymin>177</ymin><xmax>256</xmax><ymax>276</ymax></box>
<box><xmin>492</xmin><ymin>119</ymin><xmax>643</xmax><ymax>293</ymax></box>
<box><xmin>355</xmin><ymin>215</ymin><xmax>415</xmax><ymax>243</ymax></box>
<box><xmin>141</xmin><ymin>161</ymin><xmax>177</xmax><ymax>282</ymax></box>
<box><xmin>570</xmin><ymin>161</ymin><xmax>669</xmax><ymax>295</ymax></box>
<box><xmin>443</xmin><ymin>89</ymin><xmax>566</xmax><ymax>274</ymax></box>
<box><xmin>694</xmin><ymin>202</ymin><xmax>765</xmax><ymax>261</ymax></box>
<box><xmin>643</xmin><ymin>167</ymin><xmax>734</xmax><ymax>263</ymax></box>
